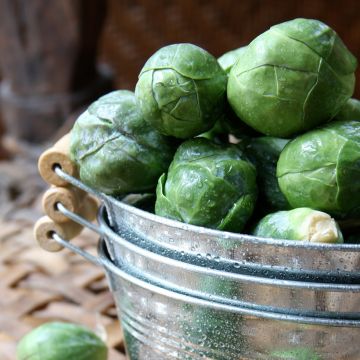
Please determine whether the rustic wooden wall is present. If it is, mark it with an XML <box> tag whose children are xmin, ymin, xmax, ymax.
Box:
<box><xmin>100</xmin><ymin>0</ymin><xmax>360</xmax><ymax>97</ymax></box>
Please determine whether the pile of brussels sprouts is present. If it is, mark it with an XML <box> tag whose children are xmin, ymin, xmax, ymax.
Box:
<box><xmin>70</xmin><ymin>18</ymin><xmax>360</xmax><ymax>244</ymax></box>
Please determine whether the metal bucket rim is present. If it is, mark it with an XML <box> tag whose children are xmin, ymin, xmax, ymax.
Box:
<box><xmin>99</xmin><ymin>207</ymin><xmax>360</xmax><ymax>292</ymax></box>
<box><xmin>54</xmin><ymin>167</ymin><xmax>359</xmax><ymax>252</ymax></box>
<box><xmin>107</xmin><ymin>195</ymin><xmax>360</xmax><ymax>252</ymax></box>
<box><xmin>97</xmin><ymin>239</ymin><xmax>360</xmax><ymax>328</ymax></box>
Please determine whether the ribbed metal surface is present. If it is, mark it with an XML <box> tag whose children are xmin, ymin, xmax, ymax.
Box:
<box><xmin>102</xmin><ymin>196</ymin><xmax>360</xmax><ymax>283</ymax></box>
<box><xmin>102</xmin><ymin>247</ymin><xmax>360</xmax><ymax>360</ymax></box>
<box><xmin>97</xmin><ymin>212</ymin><xmax>360</xmax><ymax>319</ymax></box>
<box><xmin>54</xmin><ymin>168</ymin><xmax>360</xmax><ymax>359</ymax></box>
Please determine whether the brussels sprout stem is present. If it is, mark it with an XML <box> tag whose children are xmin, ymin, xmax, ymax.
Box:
<box><xmin>306</xmin><ymin>213</ymin><xmax>339</xmax><ymax>243</ymax></box>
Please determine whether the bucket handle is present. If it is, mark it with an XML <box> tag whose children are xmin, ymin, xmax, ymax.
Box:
<box><xmin>52</xmin><ymin>231</ymin><xmax>102</xmax><ymax>266</ymax></box>
<box><xmin>54</xmin><ymin>166</ymin><xmax>108</xmax><ymax>201</ymax></box>
<box><xmin>34</xmin><ymin>164</ymin><xmax>108</xmax><ymax>252</ymax></box>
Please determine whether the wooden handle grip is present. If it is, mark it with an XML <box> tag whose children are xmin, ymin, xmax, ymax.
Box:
<box><xmin>35</xmin><ymin>195</ymin><xmax>99</xmax><ymax>252</ymax></box>
<box><xmin>38</xmin><ymin>133</ymin><xmax>78</xmax><ymax>186</ymax></box>
<box><xmin>34</xmin><ymin>216</ymin><xmax>83</xmax><ymax>252</ymax></box>
<box><xmin>42</xmin><ymin>186</ymin><xmax>86</xmax><ymax>223</ymax></box>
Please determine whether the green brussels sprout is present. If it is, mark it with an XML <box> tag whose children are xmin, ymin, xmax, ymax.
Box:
<box><xmin>155</xmin><ymin>138</ymin><xmax>257</xmax><ymax>232</ymax></box>
<box><xmin>17</xmin><ymin>322</ymin><xmax>107</xmax><ymax>360</ymax></box>
<box><xmin>228</xmin><ymin>18</ymin><xmax>357</xmax><ymax>137</ymax></box>
<box><xmin>277</xmin><ymin>121</ymin><xmax>360</xmax><ymax>218</ymax></box>
<box><xmin>135</xmin><ymin>43</ymin><xmax>227</xmax><ymax>139</ymax></box>
<box><xmin>253</xmin><ymin>208</ymin><xmax>344</xmax><ymax>243</ymax></box>
<box><xmin>334</xmin><ymin>98</ymin><xmax>360</xmax><ymax>121</ymax></box>
<box><xmin>246</xmin><ymin>136</ymin><xmax>290</xmax><ymax>210</ymax></box>
<box><xmin>271</xmin><ymin>347</ymin><xmax>321</xmax><ymax>360</ymax></box>
<box><xmin>70</xmin><ymin>90</ymin><xmax>175</xmax><ymax>195</ymax></box>
<box><xmin>218</xmin><ymin>46</ymin><xmax>247</xmax><ymax>74</ymax></box>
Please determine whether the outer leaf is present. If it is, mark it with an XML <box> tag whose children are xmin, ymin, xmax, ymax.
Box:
<box><xmin>273</xmin><ymin>18</ymin><xmax>357</xmax><ymax>75</ymax></box>
<box><xmin>218</xmin><ymin>46</ymin><xmax>247</xmax><ymax>74</ymax></box>
<box><xmin>218</xmin><ymin>194</ymin><xmax>256</xmax><ymax>231</ymax></box>
<box><xmin>155</xmin><ymin>174</ymin><xmax>183</xmax><ymax>221</ymax></box>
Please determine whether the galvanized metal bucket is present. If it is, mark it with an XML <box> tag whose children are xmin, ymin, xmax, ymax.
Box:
<box><xmin>56</xmin><ymin>167</ymin><xmax>360</xmax><ymax>283</ymax></box>
<box><xmin>101</xmin><ymin>237</ymin><xmax>360</xmax><ymax>360</ymax></box>
<box><xmin>52</xmin><ymin>168</ymin><xmax>360</xmax><ymax>359</ymax></box>
<box><xmin>53</xmin><ymin>229</ymin><xmax>360</xmax><ymax>360</ymax></box>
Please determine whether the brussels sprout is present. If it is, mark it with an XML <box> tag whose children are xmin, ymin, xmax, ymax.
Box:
<box><xmin>135</xmin><ymin>43</ymin><xmax>227</xmax><ymax>139</ymax></box>
<box><xmin>334</xmin><ymin>98</ymin><xmax>360</xmax><ymax>121</ymax></box>
<box><xmin>17</xmin><ymin>322</ymin><xmax>107</xmax><ymax>360</ymax></box>
<box><xmin>70</xmin><ymin>90</ymin><xmax>176</xmax><ymax>195</ymax></box>
<box><xmin>271</xmin><ymin>347</ymin><xmax>321</xmax><ymax>360</ymax></box>
<box><xmin>218</xmin><ymin>46</ymin><xmax>247</xmax><ymax>74</ymax></box>
<box><xmin>277</xmin><ymin>121</ymin><xmax>360</xmax><ymax>217</ymax></box>
<box><xmin>155</xmin><ymin>138</ymin><xmax>257</xmax><ymax>232</ymax></box>
<box><xmin>246</xmin><ymin>136</ymin><xmax>290</xmax><ymax>210</ymax></box>
<box><xmin>228</xmin><ymin>18</ymin><xmax>357</xmax><ymax>137</ymax></box>
<box><xmin>252</xmin><ymin>208</ymin><xmax>344</xmax><ymax>243</ymax></box>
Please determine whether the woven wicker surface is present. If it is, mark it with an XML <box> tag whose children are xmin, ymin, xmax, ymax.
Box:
<box><xmin>0</xmin><ymin>140</ymin><xmax>127</xmax><ymax>360</ymax></box>
<box><xmin>100</xmin><ymin>0</ymin><xmax>360</xmax><ymax>96</ymax></box>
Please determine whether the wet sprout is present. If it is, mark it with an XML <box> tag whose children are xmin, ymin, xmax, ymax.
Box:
<box><xmin>253</xmin><ymin>208</ymin><xmax>344</xmax><ymax>243</ymax></box>
<box><xmin>135</xmin><ymin>43</ymin><xmax>227</xmax><ymax>139</ymax></box>
<box><xmin>155</xmin><ymin>138</ymin><xmax>257</xmax><ymax>232</ymax></box>
<box><xmin>277</xmin><ymin>121</ymin><xmax>360</xmax><ymax>218</ymax></box>
<box><xmin>228</xmin><ymin>18</ymin><xmax>357</xmax><ymax>137</ymax></box>
<box><xmin>70</xmin><ymin>90</ymin><xmax>176</xmax><ymax>195</ymax></box>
